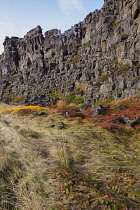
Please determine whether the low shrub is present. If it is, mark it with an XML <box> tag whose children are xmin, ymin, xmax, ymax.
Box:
<box><xmin>47</xmin><ymin>92</ymin><xmax>62</xmax><ymax>99</ymax></box>
<box><xmin>73</xmin><ymin>84</ymin><xmax>85</xmax><ymax>94</ymax></box>
<box><xmin>59</xmin><ymin>109</ymin><xmax>84</xmax><ymax>118</ymax></box>
<box><xmin>73</xmin><ymin>96</ymin><xmax>84</xmax><ymax>104</ymax></box>
<box><xmin>56</xmin><ymin>101</ymin><xmax>67</xmax><ymax>110</ymax></box>
<box><xmin>17</xmin><ymin>109</ymin><xmax>35</xmax><ymax>115</ymax></box>
<box><xmin>112</xmin><ymin>19</ymin><xmax>117</xmax><ymax>25</ymax></box>
<box><xmin>65</xmin><ymin>93</ymin><xmax>84</xmax><ymax>105</ymax></box>
<box><xmin>74</xmin><ymin>44</ymin><xmax>82</xmax><ymax>48</ymax></box>
<box><xmin>115</xmin><ymin>64</ymin><xmax>130</xmax><ymax>74</ymax></box>
<box><xmin>98</xmin><ymin>73</ymin><xmax>110</xmax><ymax>83</ymax></box>
<box><xmin>66</xmin><ymin>61</ymin><xmax>73</xmax><ymax>66</ymax></box>
<box><xmin>11</xmin><ymin>95</ymin><xmax>25</xmax><ymax>101</ymax></box>
<box><xmin>112</xmin><ymin>60</ymin><xmax>119</xmax><ymax>67</ymax></box>
<box><xmin>12</xmin><ymin>106</ymin><xmax>48</xmax><ymax>114</ymax></box>
<box><xmin>52</xmin><ymin>171</ymin><xmax>140</xmax><ymax>209</ymax></box>
<box><xmin>72</xmin><ymin>55</ymin><xmax>81</xmax><ymax>63</ymax></box>
<box><xmin>65</xmin><ymin>93</ymin><xmax>76</xmax><ymax>103</ymax></box>
<box><xmin>83</xmin><ymin>42</ymin><xmax>90</xmax><ymax>46</ymax></box>
<box><xmin>19</xmin><ymin>129</ymin><xmax>41</xmax><ymax>139</ymax></box>
<box><xmin>95</xmin><ymin>97</ymin><xmax>114</xmax><ymax>106</ymax></box>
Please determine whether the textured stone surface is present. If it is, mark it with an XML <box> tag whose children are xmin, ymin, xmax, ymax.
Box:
<box><xmin>0</xmin><ymin>0</ymin><xmax>140</xmax><ymax>106</ymax></box>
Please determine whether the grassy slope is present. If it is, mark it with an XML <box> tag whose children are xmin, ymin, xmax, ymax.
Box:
<box><xmin>0</xmin><ymin>97</ymin><xmax>140</xmax><ymax>210</ymax></box>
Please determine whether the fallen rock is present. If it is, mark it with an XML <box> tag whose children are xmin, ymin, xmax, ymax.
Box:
<box><xmin>113</xmin><ymin>114</ymin><xmax>140</xmax><ymax>127</ymax></box>
<box><xmin>50</xmin><ymin>124</ymin><xmax>55</xmax><ymax>128</ymax></box>
<box><xmin>122</xmin><ymin>114</ymin><xmax>140</xmax><ymax>127</ymax></box>
<box><xmin>33</xmin><ymin>111</ymin><xmax>47</xmax><ymax>116</ymax></box>
<box><xmin>58</xmin><ymin>122</ymin><xmax>66</xmax><ymax>129</ymax></box>
<box><xmin>112</xmin><ymin>117</ymin><xmax>126</xmax><ymax>124</ymax></box>
<box><xmin>91</xmin><ymin>105</ymin><xmax>106</xmax><ymax>117</ymax></box>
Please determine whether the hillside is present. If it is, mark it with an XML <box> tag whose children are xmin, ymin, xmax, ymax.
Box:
<box><xmin>0</xmin><ymin>95</ymin><xmax>140</xmax><ymax>209</ymax></box>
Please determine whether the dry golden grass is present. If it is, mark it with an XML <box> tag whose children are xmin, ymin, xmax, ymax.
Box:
<box><xmin>50</xmin><ymin>136</ymin><xmax>70</xmax><ymax>170</ymax></box>
<box><xmin>0</xmin><ymin>146</ymin><xmax>7</xmax><ymax>171</ymax></box>
<box><xmin>0</xmin><ymin>103</ymin><xmax>140</xmax><ymax>209</ymax></box>
<box><xmin>11</xmin><ymin>181</ymin><xmax>47</xmax><ymax>210</ymax></box>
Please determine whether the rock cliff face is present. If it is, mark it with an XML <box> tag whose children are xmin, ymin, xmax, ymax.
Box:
<box><xmin>0</xmin><ymin>0</ymin><xmax>140</xmax><ymax>106</ymax></box>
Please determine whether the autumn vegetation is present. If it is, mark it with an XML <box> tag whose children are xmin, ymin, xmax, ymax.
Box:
<box><xmin>0</xmin><ymin>93</ymin><xmax>140</xmax><ymax>209</ymax></box>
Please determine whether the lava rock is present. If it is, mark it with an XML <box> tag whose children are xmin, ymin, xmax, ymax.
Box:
<box><xmin>58</xmin><ymin>122</ymin><xmax>66</xmax><ymax>129</ymax></box>
<box><xmin>121</xmin><ymin>114</ymin><xmax>140</xmax><ymax>127</ymax></box>
<box><xmin>33</xmin><ymin>112</ymin><xmax>47</xmax><ymax>116</ymax></box>
<box><xmin>50</xmin><ymin>124</ymin><xmax>55</xmax><ymax>128</ymax></box>
<box><xmin>112</xmin><ymin>117</ymin><xmax>126</xmax><ymax>124</ymax></box>
<box><xmin>91</xmin><ymin>105</ymin><xmax>106</xmax><ymax>117</ymax></box>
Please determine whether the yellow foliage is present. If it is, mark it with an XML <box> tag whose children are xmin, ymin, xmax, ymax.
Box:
<box><xmin>0</xmin><ymin>105</ymin><xmax>48</xmax><ymax>114</ymax></box>
<box><xmin>0</xmin><ymin>108</ymin><xmax>12</xmax><ymax>114</ymax></box>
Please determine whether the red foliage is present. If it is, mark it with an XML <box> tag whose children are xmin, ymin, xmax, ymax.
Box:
<box><xmin>17</xmin><ymin>109</ymin><xmax>35</xmax><ymax>115</ymax></box>
<box><xmin>84</xmin><ymin>95</ymin><xmax>140</xmax><ymax>131</ymax></box>
<box><xmin>9</xmin><ymin>101</ymin><xmax>20</xmax><ymax>105</ymax></box>
<box><xmin>57</xmin><ymin>102</ymin><xmax>67</xmax><ymax>110</ymax></box>
<box><xmin>59</xmin><ymin>109</ymin><xmax>84</xmax><ymax>118</ymax></box>
<box><xmin>72</xmin><ymin>55</ymin><xmax>81</xmax><ymax>63</ymax></box>
<box><xmin>84</xmin><ymin>108</ymin><xmax>93</xmax><ymax>118</ymax></box>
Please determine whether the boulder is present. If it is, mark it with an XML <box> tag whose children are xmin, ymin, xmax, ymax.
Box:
<box><xmin>91</xmin><ymin>105</ymin><xmax>106</xmax><ymax>117</ymax></box>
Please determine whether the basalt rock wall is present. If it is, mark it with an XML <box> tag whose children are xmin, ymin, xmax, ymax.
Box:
<box><xmin>0</xmin><ymin>0</ymin><xmax>140</xmax><ymax>106</ymax></box>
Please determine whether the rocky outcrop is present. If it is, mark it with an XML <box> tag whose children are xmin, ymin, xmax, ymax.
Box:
<box><xmin>0</xmin><ymin>0</ymin><xmax>140</xmax><ymax>106</ymax></box>
<box><xmin>113</xmin><ymin>114</ymin><xmax>140</xmax><ymax>127</ymax></box>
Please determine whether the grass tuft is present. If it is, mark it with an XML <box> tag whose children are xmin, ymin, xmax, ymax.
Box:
<box><xmin>19</xmin><ymin>129</ymin><xmax>41</xmax><ymax>139</ymax></box>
